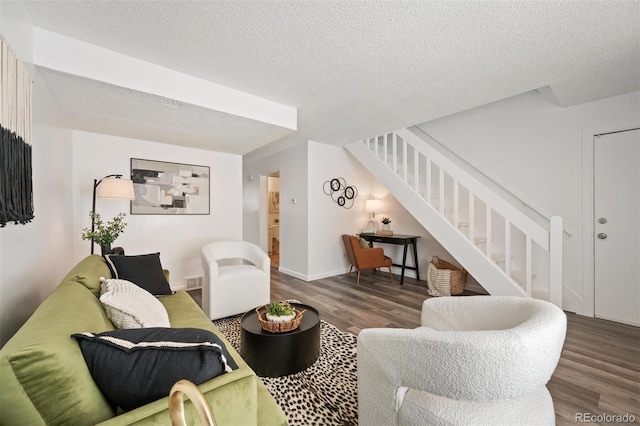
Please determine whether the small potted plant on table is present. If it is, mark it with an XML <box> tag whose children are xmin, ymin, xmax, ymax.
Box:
<box><xmin>266</xmin><ymin>301</ymin><xmax>296</xmax><ymax>323</ymax></box>
<box><xmin>257</xmin><ymin>301</ymin><xmax>306</xmax><ymax>333</ymax></box>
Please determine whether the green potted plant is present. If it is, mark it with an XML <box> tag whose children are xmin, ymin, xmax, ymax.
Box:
<box><xmin>81</xmin><ymin>211</ymin><xmax>128</xmax><ymax>255</ymax></box>
<box><xmin>265</xmin><ymin>301</ymin><xmax>296</xmax><ymax>323</ymax></box>
<box><xmin>381</xmin><ymin>217</ymin><xmax>392</xmax><ymax>231</ymax></box>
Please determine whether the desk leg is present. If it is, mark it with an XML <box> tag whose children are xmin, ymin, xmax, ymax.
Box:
<box><xmin>400</xmin><ymin>243</ymin><xmax>409</xmax><ymax>285</ymax></box>
<box><xmin>412</xmin><ymin>239</ymin><xmax>420</xmax><ymax>282</ymax></box>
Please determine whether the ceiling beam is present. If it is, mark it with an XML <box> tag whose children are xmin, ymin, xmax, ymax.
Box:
<box><xmin>32</xmin><ymin>27</ymin><xmax>297</xmax><ymax>130</ymax></box>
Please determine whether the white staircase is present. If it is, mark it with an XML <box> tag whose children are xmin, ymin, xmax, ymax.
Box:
<box><xmin>346</xmin><ymin>128</ymin><xmax>563</xmax><ymax>306</ymax></box>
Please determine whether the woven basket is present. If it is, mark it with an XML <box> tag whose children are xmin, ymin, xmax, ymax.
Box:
<box><xmin>429</xmin><ymin>256</ymin><xmax>468</xmax><ymax>295</ymax></box>
<box><xmin>256</xmin><ymin>306</ymin><xmax>306</xmax><ymax>333</ymax></box>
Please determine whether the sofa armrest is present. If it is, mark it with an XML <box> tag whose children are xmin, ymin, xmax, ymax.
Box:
<box><xmin>97</xmin><ymin>371</ymin><xmax>260</xmax><ymax>425</ymax></box>
<box><xmin>358</xmin><ymin>323</ymin><xmax>563</xmax><ymax>404</ymax></box>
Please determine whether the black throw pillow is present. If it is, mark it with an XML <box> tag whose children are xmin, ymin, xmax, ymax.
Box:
<box><xmin>72</xmin><ymin>328</ymin><xmax>238</xmax><ymax>412</ymax></box>
<box><xmin>104</xmin><ymin>252</ymin><xmax>173</xmax><ymax>295</ymax></box>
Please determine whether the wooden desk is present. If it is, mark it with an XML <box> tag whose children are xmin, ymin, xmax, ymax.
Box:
<box><xmin>358</xmin><ymin>234</ymin><xmax>420</xmax><ymax>285</ymax></box>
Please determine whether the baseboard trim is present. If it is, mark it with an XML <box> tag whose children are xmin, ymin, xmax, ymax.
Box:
<box><xmin>307</xmin><ymin>268</ymin><xmax>351</xmax><ymax>281</ymax></box>
<box><xmin>278</xmin><ymin>267</ymin><xmax>352</xmax><ymax>282</ymax></box>
<box><xmin>277</xmin><ymin>267</ymin><xmax>309</xmax><ymax>282</ymax></box>
<box><xmin>594</xmin><ymin>313</ymin><xmax>640</xmax><ymax>327</ymax></box>
<box><xmin>562</xmin><ymin>285</ymin><xmax>582</xmax><ymax>315</ymax></box>
<box><xmin>279</xmin><ymin>266</ymin><xmax>426</xmax><ymax>283</ymax></box>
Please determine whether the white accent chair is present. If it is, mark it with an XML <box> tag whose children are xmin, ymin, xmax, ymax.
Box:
<box><xmin>201</xmin><ymin>241</ymin><xmax>270</xmax><ymax>320</ymax></box>
<box><xmin>357</xmin><ymin>296</ymin><xmax>567</xmax><ymax>426</ymax></box>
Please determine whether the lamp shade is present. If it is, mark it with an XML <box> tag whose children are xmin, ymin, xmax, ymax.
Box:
<box><xmin>365</xmin><ymin>199</ymin><xmax>381</xmax><ymax>213</ymax></box>
<box><xmin>97</xmin><ymin>178</ymin><xmax>135</xmax><ymax>200</ymax></box>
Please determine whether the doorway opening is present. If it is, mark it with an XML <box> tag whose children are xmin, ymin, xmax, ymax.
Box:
<box><xmin>267</xmin><ymin>172</ymin><xmax>280</xmax><ymax>267</ymax></box>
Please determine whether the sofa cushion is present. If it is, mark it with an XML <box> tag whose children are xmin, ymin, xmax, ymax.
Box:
<box><xmin>104</xmin><ymin>252</ymin><xmax>173</xmax><ymax>295</ymax></box>
<box><xmin>99</xmin><ymin>277</ymin><xmax>170</xmax><ymax>328</ymax></box>
<box><xmin>72</xmin><ymin>328</ymin><xmax>238</xmax><ymax>412</ymax></box>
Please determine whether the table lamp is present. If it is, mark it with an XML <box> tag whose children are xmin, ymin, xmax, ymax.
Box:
<box><xmin>363</xmin><ymin>199</ymin><xmax>381</xmax><ymax>234</ymax></box>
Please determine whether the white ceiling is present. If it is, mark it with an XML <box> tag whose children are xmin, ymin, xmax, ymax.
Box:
<box><xmin>23</xmin><ymin>0</ymin><xmax>640</xmax><ymax>157</ymax></box>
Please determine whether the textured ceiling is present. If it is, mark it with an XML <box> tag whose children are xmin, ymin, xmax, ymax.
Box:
<box><xmin>24</xmin><ymin>0</ymin><xmax>640</xmax><ymax>157</ymax></box>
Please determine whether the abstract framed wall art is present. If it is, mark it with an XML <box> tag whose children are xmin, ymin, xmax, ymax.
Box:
<box><xmin>130</xmin><ymin>158</ymin><xmax>210</xmax><ymax>215</ymax></box>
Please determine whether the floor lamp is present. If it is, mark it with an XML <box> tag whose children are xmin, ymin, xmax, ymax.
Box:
<box><xmin>91</xmin><ymin>174</ymin><xmax>135</xmax><ymax>254</ymax></box>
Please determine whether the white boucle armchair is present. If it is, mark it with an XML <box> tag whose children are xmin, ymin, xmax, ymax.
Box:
<box><xmin>357</xmin><ymin>296</ymin><xmax>567</xmax><ymax>426</ymax></box>
<box><xmin>201</xmin><ymin>240</ymin><xmax>270</xmax><ymax>320</ymax></box>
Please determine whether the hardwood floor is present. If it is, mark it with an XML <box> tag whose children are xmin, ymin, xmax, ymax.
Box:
<box><xmin>192</xmin><ymin>267</ymin><xmax>640</xmax><ymax>425</ymax></box>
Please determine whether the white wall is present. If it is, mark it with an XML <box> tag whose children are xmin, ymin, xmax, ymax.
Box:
<box><xmin>72</xmin><ymin>131</ymin><xmax>243</xmax><ymax>289</ymax></box>
<box><xmin>417</xmin><ymin>90</ymin><xmax>640</xmax><ymax>314</ymax></box>
<box><xmin>0</xmin><ymin>1</ymin><xmax>75</xmax><ymax>346</ymax></box>
<box><xmin>246</xmin><ymin>141</ymin><xmax>383</xmax><ymax>280</ymax></box>
<box><xmin>307</xmin><ymin>142</ymin><xmax>373</xmax><ymax>279</ymax></box>
<box><xmin>243</xmin><ymin>142</ymin><xmax>309</xmax><ymax>279</ymax></box>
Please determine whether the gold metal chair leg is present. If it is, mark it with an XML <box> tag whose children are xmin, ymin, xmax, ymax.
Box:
<box><xmin>388</xmin><ymin>267</ymin><xmax>393</xmax><ymax>283</ymax></box>
<box><xmin>357</xmin><ymin>270</ymin><xmax>361</xmax><ymax>285</ymax></box>
<box><xmin>169</xmin><ymin>380</ymin><xmax>217</xmax><ymax>426</ymax></box>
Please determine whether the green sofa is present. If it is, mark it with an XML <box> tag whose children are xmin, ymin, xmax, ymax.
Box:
<box><xmin>0</xmin><ymin>255</ymin><xmax>288</xmax><ymax>425</ymax></box>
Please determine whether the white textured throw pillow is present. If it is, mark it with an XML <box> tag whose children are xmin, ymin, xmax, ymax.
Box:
<box><xmin>99</xmin><ymin>277</ymin><xmax>170</xmax><ymax>328</ymax></box>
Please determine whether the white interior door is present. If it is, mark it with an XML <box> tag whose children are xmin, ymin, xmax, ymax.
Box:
<box><xmin>594</xmin><ymin>128</ymin><xmax>640</xmax><ymax>326</ymax></box>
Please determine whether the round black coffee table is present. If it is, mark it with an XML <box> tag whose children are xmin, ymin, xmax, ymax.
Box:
<box><xmin>240</xmin><ymin>303</ymin><xmax>320</xmax><ymax>377</ymax></box>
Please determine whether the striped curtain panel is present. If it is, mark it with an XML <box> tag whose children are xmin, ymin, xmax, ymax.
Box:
<box><xmin>1</xmin><ymin>38</ymin><xmax>33</xmax><ymax>227</ymax></box>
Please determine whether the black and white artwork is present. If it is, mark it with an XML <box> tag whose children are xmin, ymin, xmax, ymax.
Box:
<box><xmin>130</xmin><ymin>158</ymin><xmax>210</xmax><ymax>215</ymax></box>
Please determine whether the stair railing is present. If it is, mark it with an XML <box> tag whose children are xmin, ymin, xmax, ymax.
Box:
<box><xmin>362</xmin><ymin>129</ymin><xmax>563</xmax><ymax>306</ymax></box>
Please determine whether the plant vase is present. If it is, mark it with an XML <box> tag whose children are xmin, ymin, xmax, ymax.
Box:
<box><xmin>382</xmin><ymin>224</ymin><xmax>391</xmax><ymax>231</ymax></box>
<box><xmin>266</xmin><ymin>312</ymin><xmax>296</xmax><ymax>323</ymax></box>
<box><xmin>100</xmin><ymin>243</ymin><xmax>112</xmax><ymax>256</ymax></box>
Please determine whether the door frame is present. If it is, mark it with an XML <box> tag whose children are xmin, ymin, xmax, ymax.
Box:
<box><xmin>259</xmin><ymin>175</ymin><xmax>269</xmax><ymax>254</ymax></box>
<box><xmin>581</xmin><ymin>121</ymin><xmax>639</xmax><ymax>318</ymax></box>
<box><xmin>259</xmin><ymin>172</ymin><xmax>280</xmax><ymax>261</ymax></box>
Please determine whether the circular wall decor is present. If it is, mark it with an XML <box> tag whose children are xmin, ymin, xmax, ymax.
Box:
<box><xmin>323</xmin><ymin>177</ymin><xmax>358</xmax><ymax>209</ymax></box>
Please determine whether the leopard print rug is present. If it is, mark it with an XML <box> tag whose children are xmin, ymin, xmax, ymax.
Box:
<box><xmin>213</xmin><ymin>314</ymin><xmax>358</xmax><ymax>426</ymax></box>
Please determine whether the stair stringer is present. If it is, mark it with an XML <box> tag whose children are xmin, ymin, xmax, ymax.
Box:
<box><xmin>346</xmin><ymin>141</ymin><xmax>528</xmax><ymax>298</ymax></box>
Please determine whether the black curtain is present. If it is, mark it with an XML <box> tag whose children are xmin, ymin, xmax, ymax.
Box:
<box><xmin>1</xmin><ymin>124</ymin><xmax>33</xmax><ymax>227</ymax></box>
